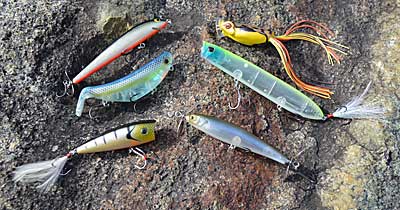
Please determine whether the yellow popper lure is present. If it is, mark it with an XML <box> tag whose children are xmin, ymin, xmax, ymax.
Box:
<box><xmin>12</xmin><ymin>120</ymin><xmax>156</xmax><ymax>192</ymax></box>
<box><xmin>216</xmin><ymin>19</ymin><xmax>349</xmax><ymax>99</ymax></box>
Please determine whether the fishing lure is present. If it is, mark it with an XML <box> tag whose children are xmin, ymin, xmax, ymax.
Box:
<box><xmin>186</xmin><ymin>114</ymin><xmax>313</xmax><ymax>181</ymax></box>
<box><xmin>75</xmin><ymin>51</ymin><xmax>173</xmax><ymax>117</ymax></box>
<box><xmin>216</xmin><ymin>19</ymin><xmax>349</xmax><ymax>99</ymax></box>
<box><xmin>12</xmin><ymin>120</ymin><xmax>156</xmax><ymax>192</ymax></box>
<box><xmin>201</xmin><ymin>42</ymin><xmax>385</xmax><ymax>120</ymax></box>
<box><xmin>59</xmin><ymin>18</ymin><xmax>171</xmax><ymax>96</ymax></box>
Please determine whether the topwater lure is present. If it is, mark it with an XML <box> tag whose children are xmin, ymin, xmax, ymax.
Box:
<box><xmin>75</xmin><ymin>51</ymin><xmax>173</xmax><ymax>117</ymax></box>
<box><xmin>186</xmin><ymin>114</ymin><xmax>312</xmax><ymax>181</ymax></box>
<box><xmin>59</xmin><ymin>18</ymin><xmax>171</xmax><ymax>96</ymax></box>
<box><xmin>201</xmin><ymin>42</ymin><xmax>385</xmax><ymax>120</ymax></box>
<box><xmin>216</xmin><ymin>19</ymin><xmax>349</xmax><ymax>99</ymax></box>
<box><xmin>13</xmin><ymin>120</ymin><xmax>156</xmax><ymax>192</ymax></box>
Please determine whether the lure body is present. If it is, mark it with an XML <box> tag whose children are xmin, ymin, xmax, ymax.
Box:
<box><xmin>76</xmin><ymin>120</ymin><xmax>156</xmax><ymax>154</ymax></box>
<box><xmin>216</xmin><ymin>19</ymin><xmax>349</xmax><ymax>99</ymax></box>
<box><xmin>186</xmin><ymin>114</ymin><xmax>290</xmax><ymax>165</ymax></box>
<box><xmin>76</xmin><ymin>51</ymin><xmax>173</xmax><ymax>116</ymax></box>
<box><xmin>217</xmin><ymin>20</ymin><xmax>267</xmax><ymax>46</ymax></box>
<box><xmin>201</xmin><ymin>42</ymin><xmax>325</xmax><ymax>120</ymax></box>
<box><xmin>73</xmin><ymin>18</ymin><xmax>170</xmax><ymax>84</ymax></box>
<box><xmin>13</xmin><ymin>120</ymin><xmax>156</xmax><ymax>192</ymax></box>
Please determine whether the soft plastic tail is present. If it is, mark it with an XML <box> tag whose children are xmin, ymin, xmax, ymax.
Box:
<box><xmin>76</xmin><ymin>87</ymin><xmax>92</xmax><ymax>117</ymax></box>
<box><xmin>330</xmin><ymin>82</ymin><xmax>386</xmax><ymax>119</ymax></box>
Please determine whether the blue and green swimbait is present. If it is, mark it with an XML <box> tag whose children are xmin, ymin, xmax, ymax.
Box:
<box><xmin>76</xmin><ymin>51</ymin><xmax>173</xmax><ymax>116</ymax></box>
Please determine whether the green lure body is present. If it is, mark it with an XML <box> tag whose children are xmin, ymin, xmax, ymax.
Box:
<box><xmin>201</xmin><ymin>41</ymin><xmax>325</xmax><ymax>120</ymax></box>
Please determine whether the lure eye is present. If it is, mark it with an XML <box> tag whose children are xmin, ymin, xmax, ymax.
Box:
<box><xmin>224</xmin><ymin>23</ymin><xmax>232</xmax><ymax>29</ymax></box>
<box><xmin>141</xmin><ymin>128</ymin><xmax>148</xmax><ymax>135</ymax></box>
<box><xmin>154</xmin><ymin>18</ymin><xmax>160</xmax><ymax>22</ymax></box>
<box><xmin>164</xmin><ymin>59</ymin><xmax>169</xmax><ymax>64</ymax></box>
<box><xmin>208</xmin><ymin>47</ymin><xmax>215</xmax><ymax>52</ymax></box>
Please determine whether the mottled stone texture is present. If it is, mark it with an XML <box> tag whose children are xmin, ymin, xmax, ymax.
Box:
<box><xmin>0</xmin><ymin>0</ymin><xmax>399</xmax><ymax>209</ymax></box>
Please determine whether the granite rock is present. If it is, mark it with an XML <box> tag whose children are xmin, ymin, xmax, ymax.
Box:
<box><xmin>0</xmin><ymin>0</ymin><xmax>399</xmax><ymax>209</ymax></box>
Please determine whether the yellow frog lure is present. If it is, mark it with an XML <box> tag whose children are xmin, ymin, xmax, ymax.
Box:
<box><xmin>217</xmin><ymin>19</ymin><xmax>349</xmax><ymax>99</ymax></box>
<box><xmin>12</xmin><ymin>120</ymin><xmax>156</xmax><ymax>192</ymax></box>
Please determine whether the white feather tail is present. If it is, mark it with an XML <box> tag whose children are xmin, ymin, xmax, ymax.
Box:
<box><xmin>13</xmin><ymin>156</ymin><xmax>69</xmax><ymax>192</ymax></box>
<box><xmin>332</xmin><ymin>82</ymin><xmax>386</xmax><ymax>119</ymax></box>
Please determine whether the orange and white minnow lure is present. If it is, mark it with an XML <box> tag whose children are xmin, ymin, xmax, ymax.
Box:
<box><xmin>58</xmin><ymin>17</ymin><xmax>171</xmax><ymax>96</ymax></box>
<box><xmin>216</xmin><ymin>19</ymin><xmax>349</xmax><ymax>99</ymax></box>
<box><xmin>12</xmin><ymin>120</ymin><xmax>156</xmax><ymax>192</ymax></box>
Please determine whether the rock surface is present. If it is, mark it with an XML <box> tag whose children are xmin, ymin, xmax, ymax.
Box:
<box><xmin>0</xmin><ymin>0</ymin><xmax>399</xmax><ymax>209</ymax></box>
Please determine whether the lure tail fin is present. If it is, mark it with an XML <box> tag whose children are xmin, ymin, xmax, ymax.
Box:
<box><xmin>76</xmin><ymin>87</ymin><xmax>93</xmax><ymax>117</ymax></box>
<box><xmin>13</xmin><ymin>155</ymin><xmax>69</xmax><ymax>192</ymax></box>
<box><xmin>329</xmin><ymin>82</ymin><xmax>386</xmax><ymax>119</ymax></box>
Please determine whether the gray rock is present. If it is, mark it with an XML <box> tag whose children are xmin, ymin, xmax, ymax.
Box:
<box><xmin>0</xmin><ymin>0</ymin><xmax>399</xmax><ymax>209</ymax></box>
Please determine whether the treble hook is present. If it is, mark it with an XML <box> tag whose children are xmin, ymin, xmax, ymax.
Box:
<box><xmin>56</xmin><ymin>70</ymin><xmax>74</xmax><ymax>97</ymax></box>
<box><xmin>285</xmin><ymin>146</ymin><xmax>308</xmax><ymax>177</ymax></box>
<box><xmin>175</xmin><ymin>111</ymin><xmax>185</xmax><ymax>136</ymax></box>
<box><xmin>88</xmin><ymin>101</ymin><xmax>110</xmax><ymax>120</ymax></box>
<box><xmin>88</xmin><ymin>106</ymin><xmax>97</xmax><ymax>120</ymax></box>
<box><xmin>285</xmin><ymin>146</ymin><xmax>316</xmax><ymax>183</ymax></box>
<box><xmin>129</xmin><ymin>147</ymin><xmax>147</xmax><ymax>170</ymax></box>
<box><xmin>133</xmin><ymin>102</ymin><xmax>146</xmax><ymax>114</ymax></box>
<box><xmin>123</xmin><ymin>43</ymin><xmax>146</xmax><ymax>64</ymax></box>
<box><xmin>228</xmin><ymin>79</ymin><xmax>242</xmax><ymax>110</ymax></box>
<box><xmin>174</xmin><ymin>103</ymin><xmax>202</xmax><ymax>137</ymax></box>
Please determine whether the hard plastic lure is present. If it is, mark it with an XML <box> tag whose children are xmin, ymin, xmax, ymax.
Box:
<box><xmin>76</xmin><ymin>51</ymin><xmax>173</xmax><ymax>116</ymax></box>
<box><xmin>13</xmin><ymin>120</ymin><xmax>156</xmax><ymax>192</ymax></box>
<box><xmin>201</xmin><ymin>42</ymin><xmax>385</xmax><ymax>120</ymax></box>
<box><xmin>216</xmin><ymin>19</ymin><xmax>349</xmax><ymax>99</ymax></box>
<box><xmin>72</xmin><ymin>18</ymin><xmax>171</xmax><ymax>85</ymax></box>
<box><xmin>186</xmin><ymin>114</ymin><xmax>290</xmax><ymax>165</ymax></box>
<box><xmin>186</xmin><ymin>114</ymin><xmax>315</xmax><ymax>181</ymax></box>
